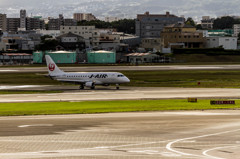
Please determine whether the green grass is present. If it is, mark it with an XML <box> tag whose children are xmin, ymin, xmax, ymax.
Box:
<box><xmin>0</xmin><ymin>73</ymin><xmax>60</xmax><ymax>85</ymax></box>
<box><xmin>1</xmin><ymin>70</ymin><xmax>240</xmax><ymax>88</ymax></box>
<box><xmin>122</xmin><ymin>70</ymin><xmax>240</xmax><ymax>88</ymax></box>
<box><xmin>0</xmin><ymin>99</ymin><xmax>239</xmax><ymax>116</ymax></box>
<box><xmin>173</xmin><ymin>54</ymin><xmax>240</xmax><ymax>63</ymax></box>
<box><xmin>0</xmin><ymin>90</ymin><xmax>63</xmax><ymax>94</ymax></box>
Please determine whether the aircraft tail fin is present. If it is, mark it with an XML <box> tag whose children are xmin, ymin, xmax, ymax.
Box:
<box><xmin>45</xmin><ymin>55</ymin><xmax>64</xmax><ymax>76</ymax></box>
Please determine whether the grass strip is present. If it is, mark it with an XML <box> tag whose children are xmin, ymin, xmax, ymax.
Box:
<box><xmin>0</xmin><ymin>99</ymin><xmax>239</xmax><ymax>116</ymax></box>
<box><xmin>2</xmin><ymin>70</ymin><xmax>240</xmax><ymax>88</ymax></box>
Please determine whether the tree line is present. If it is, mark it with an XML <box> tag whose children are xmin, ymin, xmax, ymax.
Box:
<box><xmin>185</xmin><ymin>16</ymin><xmax>240</xmax><ymax>30</ymax></box>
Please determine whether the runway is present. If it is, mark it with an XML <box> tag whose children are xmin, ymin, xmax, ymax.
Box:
<box><xmin>1</xmin><ymin>86</ymin><xmax>240</xmax><ymax>103</ymax></box>
<box><xmin>1</xmin><ymin>64</ymin><xmax>240</xmax><ymax>73</ymax></box>
<box><xmin>0</xmin><ymin>111</ymin><xmax>240</xmax><ymax>159</ymax></box>
<box><xmin>1</xmin><ymin>81</ymin><xmax>240</xmax><ymax>158</ymax></box>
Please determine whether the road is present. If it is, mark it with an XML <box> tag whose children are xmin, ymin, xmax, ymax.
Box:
<box><xmin>1</xmin><ymin>64</ymin><xmax>240</xmax><ymax>73</ymax></box>
<box><xmin>0</xmin><ymin>111</ymin><xmax>240</xmax><ymax>159</ymax></box>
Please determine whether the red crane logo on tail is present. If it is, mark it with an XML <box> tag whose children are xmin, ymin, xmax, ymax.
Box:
<box><xmin>49</xmin><ymin>63</ymin><xmax>55</xmax><ymax>71</ymax></box>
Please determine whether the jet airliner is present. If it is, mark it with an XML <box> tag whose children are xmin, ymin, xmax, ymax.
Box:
<box><xmin>46</xmin><ymin>55</ymin><xmax>130</xmax><ymax>89</ymax></box>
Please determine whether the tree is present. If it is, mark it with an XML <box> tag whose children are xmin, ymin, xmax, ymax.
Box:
<box><xmin>111</xmin><ymin>19</ymin><xmax>135</xmax><ymax>34</ymax></box>
<box><xmin>213</xmin><ymin>16</ymin><xmax>235</xmax><ymax>29</ymax></box>
<box><xmin>77</xmin><ymin>19</ymin><xmax>136</xmax><ymax>34</ymax></box>
<box><xmin>35</xmin><ymin>39</ymin><xmax>59</xmax><ymax>51</ymax></box>
<box><xmin>196</xmin><ymin>24</ymin><xmax>203</xmax><ymax>30</ymax></box>
<box><xmin>40</xmin><ymin>35</ymin><xmax>52</xmax><ymax>42</ymax></box>
<box><xmin>185</xmin><ymin>17</ymin><xmax>196</xmax><ymax>27</ymax></box>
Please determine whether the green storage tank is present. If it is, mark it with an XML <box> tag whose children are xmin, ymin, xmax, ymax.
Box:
<box><xmin>87</xmin><ymin>50</ymin><xmax>116</xmax><ymax>64</ymax></box>
<box><xmin>45</xmin><ymin>51</ymin><xmax>76</xmax><ymax>64</ymax></box>
<box><xmin>33</xmin><ymin>52</ymin><xmax>43</xmax><ymax>64</ymax></box>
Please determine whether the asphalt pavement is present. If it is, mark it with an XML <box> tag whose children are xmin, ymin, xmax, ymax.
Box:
<box><xmin>1</xmin><ymin>64</ymin><xmax>240</xmax><ymax>73</ymax></box>
<box><xmin>0</xmin><ymin>111</ymin><xmax>239</xmax><ymax>159</ymax></box>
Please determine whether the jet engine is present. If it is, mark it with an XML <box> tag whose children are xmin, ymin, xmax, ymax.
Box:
<box><xmin>85</xmin><ymin>82</ymin><xmax>94</xmax><ymax>87</ymax></box>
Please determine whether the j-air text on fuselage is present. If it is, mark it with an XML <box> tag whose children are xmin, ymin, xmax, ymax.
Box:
<box><xmin>45</xmin><ymin>55</ymin><xmax>130</xmax><ymax>90</ymax></box>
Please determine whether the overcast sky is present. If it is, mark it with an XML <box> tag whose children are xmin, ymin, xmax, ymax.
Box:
<box><xmin>0</xmin><ymin>0</ymin><xmax>239</xmax><ymax>21</ymax></box>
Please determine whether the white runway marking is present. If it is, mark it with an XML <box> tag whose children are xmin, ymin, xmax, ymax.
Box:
<box><xmin>0</xmin><ymin>85</ymin><xmax>42</xmax><ymax>90</ymax></box>
<box><xmin>203</xmin><ymin>145</ymin><xmax>240</xmax><ymax>159</ymax></box>
<box><xmin>0</xmin><ymin>70</ymin><xmax>18</xmax><ymax>72</ymax></box>
<box><xmin>18</xmin><ymin>124</ymin><xmax>53</xmax><ymax>128</ymax></box>
<box><xmin>166</xmin><ymin>129</ymin><xmax>240</xmax><ymax>158</ymax></box>
<box><xmin>174</xmin><ymin>66</ymin><xmax>222</xmax><ymax>70</ymax></box>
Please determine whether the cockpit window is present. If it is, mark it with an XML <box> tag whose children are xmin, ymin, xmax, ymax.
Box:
<box><xmin>117</xmin><ymin>75</ymin><xmax>124</xmax><ymax>77</ymax></box>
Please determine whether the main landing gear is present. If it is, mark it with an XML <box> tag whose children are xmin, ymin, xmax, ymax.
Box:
<box><xmin>79</xmin><ymin>84</ymin><xmax>84</xmax><ymax>90</ymax></box>
<box><xmin>116</xmin><ymin>84</ymin><xmax>120</xmax><ymax>90</ymax></box>
<box><xmin>91</xmin><ymin>85</ymin><xmax>95</xmax><ymax>89</ymax></box>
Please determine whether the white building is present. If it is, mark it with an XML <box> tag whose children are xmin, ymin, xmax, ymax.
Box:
<box><xmin>60</xmin><ymin>26</ymin><xmax>99</xmax><ymax>48</ymax></box>
<box><xmin>98</xmin><ymin>29</ymin><xmax>121</xmax><ymax>50</ymax></box>
<box><xmin>205</xmin><ymin>37</ymin><xmax>238</xmax><ymax>50</ymax></box>
<box><xmin>36</xmin><ymin>29</ymin><xmax>60</xmax><ymax>38</ymax></box>
<box><xmin>105</xmin><ymin>17</ymin><xmax>121</xmax><ymax>22</ymax></box>
<box><xmin>201</xmin><ymin>16</ymin><xmax>214</xmax><ymax>29</ymax></box>
<box><xmin>233</xmin><ymin>24</ymin><xmax>240</xmax><ymax>37</ymax></box>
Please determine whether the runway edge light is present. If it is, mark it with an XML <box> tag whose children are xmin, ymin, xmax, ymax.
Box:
<box><xmin>188</xmin><ymin>98</ymin><xmax>198</xmax><ymax>103</ymax></box>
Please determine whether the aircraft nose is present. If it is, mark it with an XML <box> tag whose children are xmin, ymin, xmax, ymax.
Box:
<box><xmin>125</xmin><ymin>77</ymin><xmax>130</xmax><ymax>83</ymax></box>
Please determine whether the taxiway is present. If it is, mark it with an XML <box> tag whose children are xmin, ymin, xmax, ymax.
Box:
<box><xmin>1</xmin><ymin>64</ymin><xmax>240</xmax><ymax>73</ymax></box>
<box><xmin>0</xmin><ymin>86</ymin><xmax>240</xmax><ymax>103</ymax></box>
<box><xmin>0</xmin><ymin>111</ymin><xmax>239</xmax><ymax>159</ymax></box>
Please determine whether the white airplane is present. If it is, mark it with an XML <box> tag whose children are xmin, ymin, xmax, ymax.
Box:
<box><xmin>45</xmin><ymin>55</ymin><xmax>130</xmax><ymax>89</ymax></box>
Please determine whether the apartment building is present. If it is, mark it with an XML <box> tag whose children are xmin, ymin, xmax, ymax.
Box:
<box><xmin>60</xmin><ymin>25</ymin><xmax>99</xmax><ymax>47</ymax></box>
<box><xmin>73</xmin><ymin>13</ymin><xmax>97</xmax><ymax>21</ymax></box>
<box><xmin>48</xmin><ymin>14</ymin><xmax>77</xmax><ymax>30</ymax></box>
<box><xmin>161</xmin><ymin>23</ymin><xmax>205</xmax><ymax>49</ymax></box>
<box><xmin>6</xmin><ymin>10</ymin><xmax>45</xmax><ymax>32</ymax></box>
<box><xmin>136</xmin><ymin>11</ymin><xmax>185</xmax><ymax>38</ymax></box>
<box><xmin>0</xmin><ymin>14</ymin><xmax>7</xmax><ymax>32</ymax></box>
<box><xmin>48</xmin><ymin>19</ymin><xmax>60</xmax><ymax>30</ymax></box>
<box><xmin>64</xmin><ymin>19</ymin><xmax>77</xmax><ymax>26</ymax></box>
<box><xmin>201</xmin><ymin>16</ymin><xmax>215</xmax><ymax>29</ymax></box>
<box><xmin>20</xmin><ymin>9</ymin><xmax>26</xmax><ymax>29</ymax></box>
<box><xmin>7</xmin><ymin>18</ymin><xmax>20</xmax><ymax>32</ymax></box>
<box><xmin>26</xmin><ymin>17</ymin><xmax>45</xmax><ymax>30</ymax></box>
